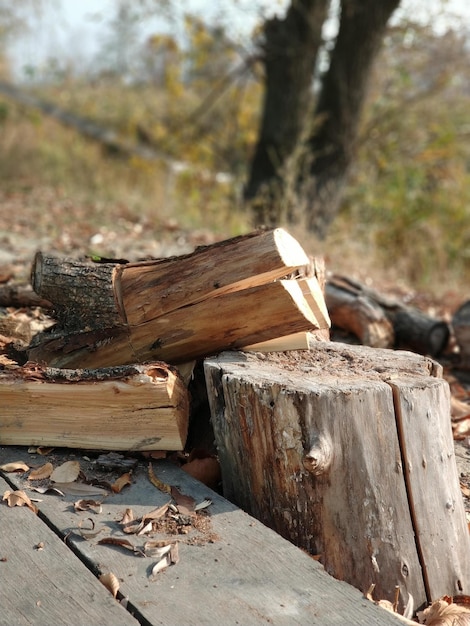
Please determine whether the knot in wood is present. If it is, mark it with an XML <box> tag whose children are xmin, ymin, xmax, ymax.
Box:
<box><xmin>303</xmin><ymin>434</ymin><xmax>333</xmax><ymax>476</ymax></box>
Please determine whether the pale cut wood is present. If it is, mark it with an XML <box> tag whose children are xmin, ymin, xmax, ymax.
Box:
<box><xmin>116</xmin><ymin>228</ymin><xmax>312</xmax><ymax>325</ymax></box>
<box><xmin>0</xmin><ymin>477</ymin><xmax>138</xmax><ymax>626</ymax></box>
<box><xmin>243</xmin><ymin>329</ymin><xmax>330</xmax><ymax>352</ymax></box>
<box><xmin>0</xmin><ymin>448</ymin><xmax>404</xmax><ymax>625</ymax></box>
<box><xmin>0</xmin><ymin>363</ymin><xmax>189</xmax><ymax>450</ymax></box>
<box><xmin>204</xmin><ymin>345</ymin><xmax>470</xmax><ymax>611</ymax></box>
<box><xmin>390</xmin><ymin>377</ymin><xmax>470</xmax><ymax>600</ymax></box>
<box><xmin>29</xmin><ymin>276</ymin><xmax>330</xmax><ymax>368</ymax></box>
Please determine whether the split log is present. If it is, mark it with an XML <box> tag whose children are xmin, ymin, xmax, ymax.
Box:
<box><xmin>28</xmin><ymin>229</ymin><xmax>330</xmax><ymax>367</ymax></box>
<box><xmin>325</xmin><ymin>275</ymin><xmax>450</xmax><ymax>356</ymax></box>
<box><xmin>0</xmin><ymin>362</ymin><xmax>189</xmax><ymax>450</ymax></box>
<box><xmin>204</xmin><ymin>342</ymin><xmax>470</xmax><ymax>611</ymax></box>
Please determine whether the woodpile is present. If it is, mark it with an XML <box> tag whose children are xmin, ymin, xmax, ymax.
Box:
<box><xmin>1</xmin><ymin>227</ymin><xmax>469</xmax><ymax>614</ymax></box>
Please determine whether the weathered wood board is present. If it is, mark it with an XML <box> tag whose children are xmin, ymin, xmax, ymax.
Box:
<box><xmin>0</xmin><ymin>447</ymin><xmax>404</xmax><ymax>625</ymax></box>
<box><xmin>0</xmin><ymin>476</ymin><xmax>139</xmax><ymax>626</ymax></box>
<box><xmin>204</xmin><ymin>342</ymin><xmax>470</xmax><ymax>612</ymax></box>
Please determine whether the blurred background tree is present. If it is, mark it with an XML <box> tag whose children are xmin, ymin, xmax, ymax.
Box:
<box><xmin>0</xmin><ymin>0</ymin><xmax>469</xmax><ymax>290</ymax></box>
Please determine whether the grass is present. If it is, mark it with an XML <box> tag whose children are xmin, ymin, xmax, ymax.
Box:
<box><xmin>1</xmin><ymin>77</ymin><xmax>469</xmax><ymax>304</ymax></box>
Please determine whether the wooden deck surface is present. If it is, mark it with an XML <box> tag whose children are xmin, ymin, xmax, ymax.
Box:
<box><xmin>0</xmin><ymin>446</ymin><xmax>404</xmax><ymax>625</ymax></box>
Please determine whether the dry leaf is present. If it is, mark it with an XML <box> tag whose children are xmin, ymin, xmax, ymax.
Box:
<box><xmin>50</xmin><ymin>460</ymin><xmax>81</xmax><ymax>483</ymax></box>
<box><xmin>149</xmin><ymin>542</ymin><xmax>179</xmax><ymax>578</ymax></box>
<box><xmin>418</xmin><ymin>598</ymin><xmax>470</xmax><ymax>624</ymax></box>
<box><xmin>36</xmin><ymin>447</ymin><xmax>55</xmax><ymax>455</ymax></box>
<box><xmin>111</xmin><ymin>472</ymin><xmax>132</xmax><ymax>493</ymax></box>
<box><xmin>0</xmin><ymin>461</ymin><xmax>30</xmax><ymax>473</ymax></box>
<box><xmin>74</xmin><ymin>499</ymin><xmax>103</xmax><ymax>513</ymax></box>
<box><xmin>148</xmin><ymin>463</ymin><xmax>171</xmax><ymax>493</ymax></box>
<box><xmin>99</xmin><ymin>572</ymin><xmax>120</xmax><ymax>598</ymax></box>
<box><xmin>171</xmin><ymin>487</ymin><xmax>195</xmax><ymax>516</ymax></box>
<box><xmin>182</xmin><ymin>457</ymin><xmax>221</xmax><ymax>489</ymax></box>
<box><xmin>98</xmin><ymin>537</ymin><xmax>145</xmax><ymax>556</ymax></box>
<box><xmin>453</xmin><ymin>418</ymin><xmax>470</xmax><ymax>440</ymax></box>
<box><xmin>52</xmin><ymin>482</ymin><xmax>108</xmax><ymax>496</ymax></box>
<box><xmin>120</xmin><ymin>508</ymin><xmax>134</xmax><ymax>525</ymax></box>
<box><xmin>144</xmin><ymin>540</ymin><xmax>175</xmax><ymax>558</ymax></box>
<box><xmin>451</xmin><ymin>396</ymin><xmax>470</xmax><ymax>420</ymax></box>
<box><xmin>194</xmin><ymin>499</ymin><xmax>212</xmax><ymax>512</ymax></box>
<box><xmin>29</xmin><ymin>485</ymin><xmax>65</xmax><ymax>496</ymax></box>
<box><xmin>142</xmin><ymin>503</ymin><xmax>171</xmax><ymax>524</ymax></box>
<box><xmin>2</xmin><ymin>489</ymin><xmax>38</xmax><ymax>514</ymax></box>
<box><xmin>141</xmin><ymin>450</ymin><xmax>167</xmax><ymax>460</ymax></box>
<box><xmin>77</xmin><ymin>517</ymin><xmax>103</xmax><ymax>539</ymax></box>
<box><xmin>28</xmin><ymin>462</ymin><xmax>54</xmax><ymax>481</ymax></box>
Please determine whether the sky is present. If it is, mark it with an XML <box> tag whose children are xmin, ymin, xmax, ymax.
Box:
<box><xmin>5</xmin><ymin>0</ymin><xmax>470</xmax><ymax>82</ymax></box>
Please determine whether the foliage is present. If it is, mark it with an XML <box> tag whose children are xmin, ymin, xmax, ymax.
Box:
<box><xmin>333</xmin><ymin>18</ymin><xmax>470</xmax><ymax>289</ymax></box>
<box><xmin>1</xmin><ymin>3</ymin><xmax>470</xmax><ymax>292</ymax></box>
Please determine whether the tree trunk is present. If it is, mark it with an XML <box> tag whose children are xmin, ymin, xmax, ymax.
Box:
<box><xmin>245</xmin><ymin>0</ymin><xmax>400</xmax><ymax>236</ymax></box>
<box><xmin>245</xmin><ymin>0</ymin><xmax>329</xmax><ymax>224</ymax></box>
<box><xmin>304</xmin><ymin>0</ymin><xmax>400</xmax><ymax>236</ymax></box>
<box><xmin>204</xmin><ymin>344</ymin><xmax>470</xmax><ymax>611</ymax></box>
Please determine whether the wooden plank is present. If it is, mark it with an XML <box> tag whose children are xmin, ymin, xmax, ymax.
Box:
<box><xmin>204</xmin><ymin>349</ymin><xmax>426</xmax><ymax>611</ymax></box>
<box><xmin>391</xmin><ymin>376</ymin><xmax>470</xmax><ymax>600</ymax></box>
<box><xmin>0</xmin><ymin>476</ymin><xmax>138</xmax><ymax>626</ymax></box>
<box><xmin>0</xmin><ymin>447</ymin><xmax>404</xmax><ymax>625</ymax></box>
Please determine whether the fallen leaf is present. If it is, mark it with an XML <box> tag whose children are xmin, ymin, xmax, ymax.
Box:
<box><xmin>142</xmin><ymin>503</ymin><xmax>171</xmax><ymax>524</ymax></box>
<box><xmin>461</xmin><ymin>483</ymin><xmax>470</xmax><ymax>499</ymax></box>
<box><xmin>2</xmin><ymin>489</ymin><xmax>38</xmax><ymax>514</ymax></box>
<box><xmin>148</xmin><ymin>463</ymin><xmax>171</xmax><ymax>494</ymax></box>
<box><xmin>29</xmin><ymin>485</ymin><xmax>65</xmax><ymax>496</ymax></box>
<box><xmin>452</xmin><ymin>418</ymin><xmax>470</xmax><ymax>440</ymax></box>
<box><xmin>77</xmin><ymin>517</ymin><xmax>103</xmax><ymax>539</ymax></box>
<box><xmin>144</xmin><ymin>539</ymin><xmax>175</xmax><ymax>558</ymax></box>
<box><xmin>149</xmin><ymin>542</ymin><xmax>179</xmax><ymax>578</ymax></box>
<box><xmin>28</xmin><ymin>462</ymin><xmax>54</xmax><ymax>481</ymax></box>
<box><xmin>171</xmin><ymin>487</ymin><xmax>195</xmax><ymax>516</ymax></box>
<box><xmin>52</xmin><ymin>482</ymin><xmax>108</xmax><ymax>497</ymax></box>
<box><xmin>50</xmin><ymin>460</ymin><xmax>81</xmax><ymax>483</ymax></box>
<box><xmin>451</xmin><ymin>396</ymin><xmax>470</xmax><ymax>420</ymax></box>
<box><xmin>99</xmin><ymin>572</ymin><xmax>120</xmax><ymax>598</ymax></box>
<box><xmin>137</xmin><ymin>521</ymin><xmax>154</xmax><ymax>536</ymax></box>
<box><xmin>120</xmin><ymin>508</ymin><xmax>134</xmax><ymax>525</ymax></box>
<box><xmin>74</xmin><ymin>499</ymin><xmax>103</xmax><ymax>513</ymax></box>
<box><xmin>0</xmin><ymin>461</ymin><xmax>30</xmax><ymax>473</ymax></box>
<box><xmin>417</xmin><ymin>598</ymin><xmax>470</xmax><ymax>624</ymax></box>
<box><xmin>194</xmin><ymin>499</ymin><xmax>212</xmax><ymax>512</ymax></box>
<box><xmin>98</xmin><ymin>537</ymin><xmax>145</xmax><ymax>556</ymax></box>
<box><xmin>182</xmin><ymin>457</ymin><xmax>221</xmax><ymax>489</ymax></box>
<box><xmin>111</xmin><ymin>472</ymin><xmax>132</xmax><ymax>493</ymax></box>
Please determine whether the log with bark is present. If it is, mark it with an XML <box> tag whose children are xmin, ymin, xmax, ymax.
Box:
<box><xmin>325</xmin><ymin>275</ymin><xmax>450</xmax><ymax>356</ymax></box>
<box><xmin>28</xmin><ymin>229</ymin><xmax>330</xmax><ymax>368</ymax></box>
<box><xmin>0</xmin><ymin>362</ymin><xmax>189</xmax><ymax>451</ymax></box>
<box><xmin>204</xmin><ymin>342</ymin><xmax>470</xmax><ymax>612</ymax></box>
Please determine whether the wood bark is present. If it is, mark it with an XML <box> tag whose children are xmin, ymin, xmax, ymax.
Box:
<box><xmin>204</xmin><ymin>343</ymin><xmax>470</xmax><ymax>611</ymax></box>
<box><xmin>0</xmin><ymin>362</ymin><xmax>189</xmax><ymax>450</ymax></box>
<box><xmin>28</xmin><ymin>229</ymin><xmax>330</xmax><ymax>367</ymax></box>
<box><xmin>325</xmin><ymin>275</ymin><xmax>450</xmax><ymax>356</ymax></box>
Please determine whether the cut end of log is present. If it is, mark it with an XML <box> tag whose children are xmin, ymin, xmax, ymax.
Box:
<box><xmin>274</xmin><ymin>228</ymin><xmax>311</xmax><ymax>269</ymax></box>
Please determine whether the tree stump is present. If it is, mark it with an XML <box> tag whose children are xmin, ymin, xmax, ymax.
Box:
<box><xmin>204</xmin><ymin>342</ymin><xmax>470</xmax><ymax>612</ymax></box>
